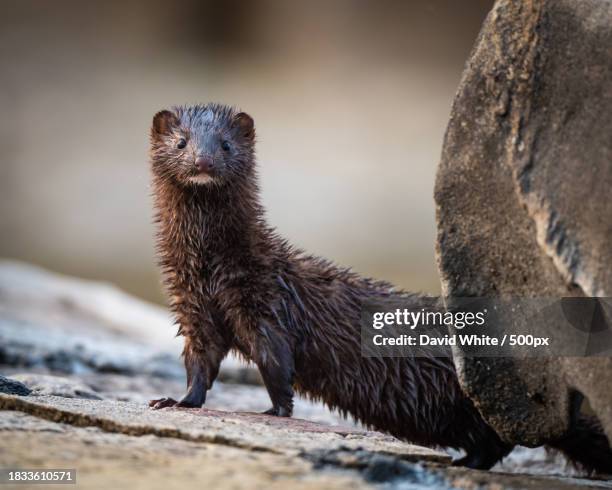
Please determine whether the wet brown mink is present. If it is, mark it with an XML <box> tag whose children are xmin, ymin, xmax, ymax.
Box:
<box><xmin>148</xmin><ymin>103</ymin><xmax>612</xmax><ymax>473</ymax></box>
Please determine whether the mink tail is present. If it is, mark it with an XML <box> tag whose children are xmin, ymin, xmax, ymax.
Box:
<box><xmin>547</xmin><ymin>414</ymin><xmax>612</xmax><ymax>475</ymax></box>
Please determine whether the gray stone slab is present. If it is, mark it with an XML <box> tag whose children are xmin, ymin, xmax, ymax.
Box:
<box><xmin>0</xmin><ymin>393</ymin><xmax>450</xmax><ymax>463</ymax></box>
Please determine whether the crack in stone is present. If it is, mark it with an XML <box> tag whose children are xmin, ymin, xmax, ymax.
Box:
<box><xmin>0</xmin><ymin>394</ymin><xmax>278</xmax><ymax>454</ymax></box>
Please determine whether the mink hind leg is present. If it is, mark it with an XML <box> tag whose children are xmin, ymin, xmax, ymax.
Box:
<box><xmin>448</xmin><ymin>404</ymin><xmax>514</xmax><ymax>469</ymax></box>
<box><xmin>452</xmin><ymin>435</ymin><xmax>514</xmax><ymax>470</ymax></box>
<box><xmin>547</xmin><ymin>413</ymin><xmax>612</xmax><ymax>475</ymax></box>
<box><xmin>252</xmin><ymin>326</ymin><xmax>295</xmax><ymax>417</ymax></box>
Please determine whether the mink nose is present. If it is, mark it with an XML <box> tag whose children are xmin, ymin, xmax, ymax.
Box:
<box><xmin>195</xmin><ymin>156</ymin><xmax>215</xmax><ymax>174</ymax></box>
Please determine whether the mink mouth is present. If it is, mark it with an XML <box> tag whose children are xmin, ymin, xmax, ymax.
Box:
<box><xmin>188</xmin><ymin>173</ymin><xmax>215</xmax><ymax>185</ymax></box>
<box><xmin>186</xmin><ymin>164</ymin><xmax>218</xmax><ymax>185</ymax></box>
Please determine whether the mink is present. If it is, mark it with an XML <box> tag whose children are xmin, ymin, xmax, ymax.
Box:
<box><xmin>147</xmin><ymin>103</ymin><xmax>612</xmax><ymax>473</ymax></box>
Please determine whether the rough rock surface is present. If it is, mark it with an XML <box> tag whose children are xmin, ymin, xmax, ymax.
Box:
<box><xmin>0</xmin><ymin>375</ymin><xmax>31</xmax><ymax>396</ymax></box>
<box><xmin>11</xmin><ymin>373</ymin><xmax>103</xmax><ymax>400</ymax></box>
<box><xmin>435</xmin><ymin>0</ymin><xmax>612</xmax><ymax>445</ymax></box>
<box><xmin>1</xmin><ymin>411</ymin><xmax>370</xmax><ymax>490</ymax></box>
<box><xmin>0</xmin><ymin>393</ymin><xmax>448</xmax><ymax>462</ymax></box>
<box><xmin>2</xmin><ymin>391</ymin><xmax>610</xmax><ymax>490</ymax></box>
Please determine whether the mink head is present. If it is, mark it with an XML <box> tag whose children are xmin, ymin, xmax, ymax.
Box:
<box><xmin>150</xmin><ymin>103</ymin><xmax>255</xmax><ymax>186</ymax></box>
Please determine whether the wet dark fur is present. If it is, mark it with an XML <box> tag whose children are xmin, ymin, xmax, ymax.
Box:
<box><xmin>549</xmin><ymin>414</ymin><xmax>612</xmax><ymax>475</ymax></box>
<box><xmin>148</xmin><ymin>103</ymin><xmax>612</xmax><ymax>473</ymax></box>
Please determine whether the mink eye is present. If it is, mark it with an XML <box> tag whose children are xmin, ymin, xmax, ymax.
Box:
<box><xmin>176</xmin><ymin>138</ymin><xmax>187</xmax><ymax>150</ymax></box>
<box><xmin>221</xmin><ymin>140</ymin><xmax>231</xmax><ymax>152</ymax></box>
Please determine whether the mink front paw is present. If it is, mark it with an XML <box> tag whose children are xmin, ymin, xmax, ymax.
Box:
<box><xmin>262</xmin><ymin>406</ymin><xmax>292</xmax><ymax>417</ymax></box>
<box><xmin>149</xmin><ymin>397</ymin><xmax>179</xmax><ymax>409</ymax></box>
<box><xmin>149</xmin><ymin>397</ymin><xmax>202</xmax><ymax>409</ymax></box>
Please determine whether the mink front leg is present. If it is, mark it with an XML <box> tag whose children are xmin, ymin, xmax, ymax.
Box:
<box><xmin>252</xmin><ymin>328</ymin><xmax>295</xmax><ymax>417</ymax></box>
<box><xmin>150</xmin><ymin>336</ymin><xmax>228</xmax><ymax>409</ymax></box>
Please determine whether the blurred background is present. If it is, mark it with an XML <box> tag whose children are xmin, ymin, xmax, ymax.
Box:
<box><xmin>0</xmin><ymin>0</ymin><xmax>492</xmax><ymax>304</ymax></box>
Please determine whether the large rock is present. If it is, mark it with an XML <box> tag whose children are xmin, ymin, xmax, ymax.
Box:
<box><xmin>435</xmin><ymin>0</ymin><xmax>612</xmax><ymax>445</ymax></box>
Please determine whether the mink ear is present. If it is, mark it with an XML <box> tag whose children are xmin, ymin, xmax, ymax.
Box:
<box><xmin>233</xmin><ymin>112</ymin><xmax>255</xmax><ymax>139</ymax></box>
<box><xmin>152</xmin><ymin>110</ymin><xmax>179</xmax><ymax>137</ymax></box>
